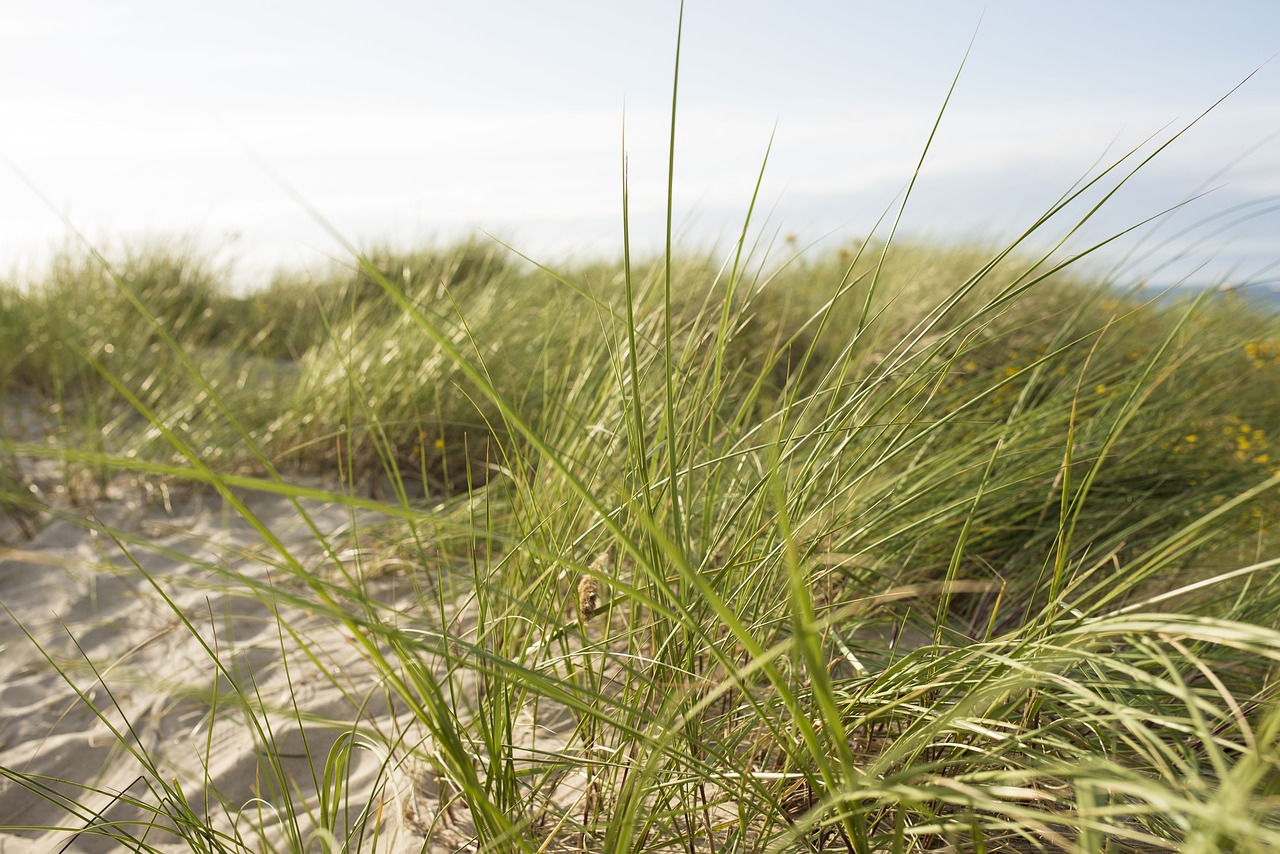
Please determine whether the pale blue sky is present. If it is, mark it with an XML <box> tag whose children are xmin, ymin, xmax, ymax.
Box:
<box><xmin>2</xmin><ymin>1</ymin><xmax>1278</xmax><ymax>288</ymax></box>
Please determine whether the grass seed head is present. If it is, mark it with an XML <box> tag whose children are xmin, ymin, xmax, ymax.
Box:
<box><xmin>578</xmin><ymin>552</ymin><xmax>609</xmax><ymax>620</ymax></box>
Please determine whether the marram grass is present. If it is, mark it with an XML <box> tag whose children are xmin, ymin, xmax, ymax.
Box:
<box><xmin>1</xmin><ymin>42</ymin><xmax>1279</xmax><ymax>854</ymax></box>
<box><xmin>1</xmin><ymin>224</ymin><xmax>1276</xmax><ymax>851</ymax></box>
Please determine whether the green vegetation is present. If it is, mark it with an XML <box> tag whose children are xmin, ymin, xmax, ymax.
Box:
<box><xmin>1</xmin><ymin>36</ymin><xmax>1279</xmax><ymax>854</ymax></box>
<box><xmin>2</xmin><ymin>221</ymin><xmax>1277</xmax><ymax>850</ymax></box>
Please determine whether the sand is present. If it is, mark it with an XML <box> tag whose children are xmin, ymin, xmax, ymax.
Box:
<box><xmin>0</xmin><ymin>457</ymin><xmax>481</xmax><ymax>852</ymax></box>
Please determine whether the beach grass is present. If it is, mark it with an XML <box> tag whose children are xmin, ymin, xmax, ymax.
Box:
<box><xmin>1</xmin><ymin>29</ymin><xmax>1280</xmax><ymax>854</ymax></box>
<box><xmin>2</xmin><ymin>229</ymin><xmax>1277</xmax><ymax>851</ymax></box>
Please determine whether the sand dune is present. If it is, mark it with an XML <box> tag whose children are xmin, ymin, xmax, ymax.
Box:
<box><xmin>0</xmin><ymin>473</ymin><xmax>470</xmax><ymax>852</ymax></box>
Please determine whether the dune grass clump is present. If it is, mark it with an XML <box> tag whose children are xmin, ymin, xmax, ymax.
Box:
<box><xmin>264</xmin><ymin>244</ymin><xmax>609</xmax><ymax>495</ymax></box>
<box><xmin>0</xmin><ymin>243</ymin><xmax>238</xmax><ymax>397</ymax></box>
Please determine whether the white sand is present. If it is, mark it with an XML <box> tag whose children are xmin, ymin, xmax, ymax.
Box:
<box><xmin>0</xmin><ymin>472</ymin><xmax>479</xmax><ymax>852</ymax></box>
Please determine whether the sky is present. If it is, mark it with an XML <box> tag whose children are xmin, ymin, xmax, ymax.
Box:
<box><xmin>2</xmin><ymin>1</ymin><xmax>1278</xmax><ymax>290</ymax></box>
